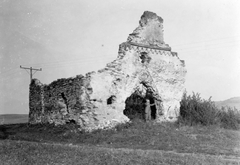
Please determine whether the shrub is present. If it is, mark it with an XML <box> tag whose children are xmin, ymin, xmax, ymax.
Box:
<box><xmin>178</xmin><ymin>91</ymin><xmax>240</xmax><ymax>129</ymax></box>
<box><xmin>179</xmin><ymin>92</ymin><xmax>219</xmax><ymax>126</ymax></box>
<box><xmin>217</xmin><ymin>107</ymin><xmax>240</xmax><ymax>129</ymax></box>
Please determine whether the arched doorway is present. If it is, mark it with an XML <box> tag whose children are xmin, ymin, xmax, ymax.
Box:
<box><xmin>123</xmin><ymin>91</ymin><xmax>145</xmax><ymax>120</ymax></box>
<box><xmin>123</xmin><ymin>89</ymin><xmax>158</xmax><ymax>121</ymax></box>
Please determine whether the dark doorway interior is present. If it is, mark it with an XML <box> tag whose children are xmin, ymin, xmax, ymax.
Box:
<box><xmin>124</xmin><ymin>91</ymin><xmax>157</xmax><ymax>120</ymax></box>
<box><xmin>123</xmin><ymin>92</ymin><xmax>145</xmax><ymax>120</ymax></box>
<box><xmin>145</xmin><ymin>89</ymin><xmax>157</xmax><ymax>120</ymax></box>
<box><xmin>149</xmin><ymin>97</ymin><xmax>157</xmax><ymax>119</ymax></box>
<box><xmin>61</xmin><ymin>92</ymin><xmax>69</xmax><ymax>113</ymax></box>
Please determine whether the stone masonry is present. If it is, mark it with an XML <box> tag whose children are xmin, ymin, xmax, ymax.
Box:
<box><xmin>29</xmin><ymin>11</ymin><xmax>187</xmax><ymax>131</ymax></box>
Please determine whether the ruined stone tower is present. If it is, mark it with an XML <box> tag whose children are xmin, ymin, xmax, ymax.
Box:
<box><xmin>29</xmin><ymin>11</ymin><xmax>186</xmax><ymax>131</ymax></box>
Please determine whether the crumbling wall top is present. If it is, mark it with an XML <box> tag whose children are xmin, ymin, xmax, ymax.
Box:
<box><xmin>139</xmin><ymin>11</ymin><xmax>163</xmax><ymax>26</ymax></box>
<box><xmin>127</xmin><ymin>11</ymin><xmax>169</xmax><ymax>49</ymax></box>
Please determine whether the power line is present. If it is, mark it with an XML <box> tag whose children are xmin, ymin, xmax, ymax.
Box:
<box><xmin>175</xmin><ymin>41</ymin><xmax>239</xmax><ymax>53</ymax></box>
<box><xmin>36</xmin><ymin>42</ymin><xmax>239</xmax><ymax>68</ymax></box>
<box><xmin>170</xmin><ymin>34</ymin><xmax>240</xmax><ymax>47</ymax></box>
<box><xmin>0</xmin><ymin>56</ymin><xmax>113</xmax><ymax>77</ymax></box>
<box><xmin>20</xmin><ymin>66</ymin><xmax>42</xmax><ymax>83</ymax></box>
<box><xmin>0</xmin><ymin>38</ymin><xmax>239</xmax><ymax>80</ymax></box>
<box><xmin>172</xmin><ymin>40</ymin><xmax>240</xmax><ymax>51</ymax></box>
<box><xmin>38</xmin><ymin>58</ymin><xmax>112</xmax><ymax>69</ymax></box>
<box><xmin>20</xmin><ymin>54</ymin><xmax>115</xmax><ymax>68</ymax></box>
<box><xmin>17</xmin><ymin>37</ymin><xmax>240</xmax><ymax>68</ymax></box>
<box><xmin>0</xmin><ymin>68</ymin><xmax>18</xmax><ymax>75</ymax></box>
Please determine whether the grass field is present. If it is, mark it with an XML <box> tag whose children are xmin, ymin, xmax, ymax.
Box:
<box><xmin>1</xmin><ymin>140</ymin><xmax>239</xmax><ymax>165</ymax></box>
<box><xmin>0</xmin><ymin>120</ymin><xmax>240</xmax><ymax>164</ymax></box>
<box><xmin>0</xmin><ymin>114</ymin><xmax>28</xmax><ymax>125</ymax></box>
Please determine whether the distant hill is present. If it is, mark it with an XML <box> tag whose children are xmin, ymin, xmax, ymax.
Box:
<box><xmin>0</xmin><ymin>114</ymin><xmax>28</xmax><ymax>125</ymax></box>
<box><xmin>214</xmin><ymin>97</ymin><xmax>240</xmax><ymax>111</ymax></box>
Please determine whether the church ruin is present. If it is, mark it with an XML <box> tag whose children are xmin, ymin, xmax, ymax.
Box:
<box><xmin>29</xmin><ymin>11</ymin><xmax>186</xmax><ymax>131</ymax></box>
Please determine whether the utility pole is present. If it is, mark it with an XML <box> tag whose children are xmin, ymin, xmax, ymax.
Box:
<box><xmin>20</xmin><ymin>65</ymin><xmax>42</xmax><ymax>83</ymax></box>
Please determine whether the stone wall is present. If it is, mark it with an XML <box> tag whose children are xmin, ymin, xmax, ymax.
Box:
<box><xmin>29</xmin><ymin>75</ymin><xmax>101</xmax><ymax>130</ymax></box>
<box><xmin>29</xmin><ymin>11</ymin><xmax>187</xmax><ymax>131</ymax></box>
<box><xmin>29</xmin><ymin>79</ymin><xmax>44</xmax><ymax>124</ymax></box>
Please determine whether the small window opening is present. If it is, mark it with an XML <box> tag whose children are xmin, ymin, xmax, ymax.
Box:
<box><xmin>61</xmin><ymin>92</ymin><xmax>69</xmax><ymax>113</ymax></box>
<box><xmin>87</xmin><ymin>87</ymin><xmax>93</xmax><ymax>93</ymax></box>
<box><xmin>107</xmin><ymin>95</ymin><xmax>116</xmax><ymax>105</ymax></box>
<box><xmin>140</xmin><ymin>52</ymin><xmax>151</xmax><ymax>63</ymax></box>
<box><xmin>66</xmin><ymin>119</ymin><xmax>76</xmax><ymax>124</ymax></box>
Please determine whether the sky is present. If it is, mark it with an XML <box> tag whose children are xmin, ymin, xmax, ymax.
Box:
<box><xmin>0</xmin><ymin>0</ymin><xmax>240</xmax><ymax>114</ymax></box>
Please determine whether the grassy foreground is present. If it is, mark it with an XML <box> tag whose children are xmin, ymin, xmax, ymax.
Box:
<box><xmin>1</xmin><ymin>139</ymin><xmax>239</xmax><ymax>165</ymax></box>
<box><xmin>1</xmin><ymin>120</ymin><xmax>240</xmax><ymax>164</ymax></box>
